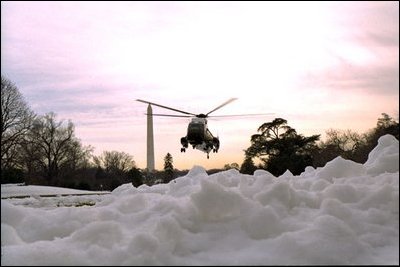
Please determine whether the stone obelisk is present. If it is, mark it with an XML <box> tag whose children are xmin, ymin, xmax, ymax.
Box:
<box><xmin>147</xmin><ymin>104</ymin><xmax>155</xmax><ymax>172</ymax></box>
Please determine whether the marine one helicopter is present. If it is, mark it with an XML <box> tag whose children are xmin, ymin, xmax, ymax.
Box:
<box><xmin>136</xmin><ymin>98</ymin><xmax>269</xmax><ymax>159</ymax></box>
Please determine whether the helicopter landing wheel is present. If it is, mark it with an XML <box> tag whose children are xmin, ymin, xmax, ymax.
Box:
<box><xmin>207</xmin><ymin>154</ymin><xmax>209</xmax><ymax>159</ymax></box>
<box><xmin>181</xmin><ymin>148</ymin><xmax>186</xmax><ymax>153</ymax></box>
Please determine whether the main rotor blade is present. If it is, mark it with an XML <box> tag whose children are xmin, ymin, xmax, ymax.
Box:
<box><xmin>146</xmin><ymin>113</ymin><xmax>192</xmax><ymax>118</ymax></box>
<box><xmin>136</xmin><ymin>99</ymin><xmax>196</xmax><ymax>116</ymax></box>
<box><xmin>205</xmin><ymin>98</ymin><xmax>238</xmax><ymax>116</ymax></box>
<box><xmin>208</xmin><ymin>113</ymin><xmax>275</xmax><ymax>118</ymax></box>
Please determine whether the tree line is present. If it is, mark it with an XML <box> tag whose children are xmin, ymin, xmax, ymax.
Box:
<box><xmin>1</xmin><ymin>75</ymin><xmax>399</xmax><ymax>190</ymax></box>
<box><xmin>239</xmin><ymin>115</ymin><xmax>399</xmax><ymax>176</ymax></box>
<box><xmin>1</xmin><ymin>76</ymin><xmax>188</xmax><ymax>190</ymax></box>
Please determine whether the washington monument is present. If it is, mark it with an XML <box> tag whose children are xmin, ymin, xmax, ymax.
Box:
<box><xmin>147</xmin><ymin>104</ymin><xmax>155</xmax><ymax>172</ymax></box>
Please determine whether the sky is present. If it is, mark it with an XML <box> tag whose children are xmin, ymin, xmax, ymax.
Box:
<box><xmin>1</xmin><ymin>1</ymin><xmax>399</xmax><ymax>170</ymax></box>
<box><xmin>1</xmin><ymin>134</ymin><xmax>398</xmax><ymax>265</ymax></box>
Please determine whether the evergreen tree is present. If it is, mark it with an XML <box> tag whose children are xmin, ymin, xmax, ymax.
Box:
<box><xmin>129</xmin><ymin>167</ymin><xmax>144</xmax><ymax>188</ymax></box>
<box><xmin>374</xmin><ymin>113</ymin><xmax>399</xmax><ymax>140</ymax></box>
<box><xmin>356</xmin><ymin>113</ymin><xmax>399</xmax><ymax>163</ymax></box>
<box><xmin>163</xmin><ymin>153</ymin><xmax>174</xmax><ymax>183</ymax></box>
<box><xmin>245</xmin><ymin>118</ymin><xmax>320</xmax><ymax>176</ymax></box>
<box><xmin>240</xmin><ymin>156</ymin><xmax>257</xmax><ymax>174</ymax></box>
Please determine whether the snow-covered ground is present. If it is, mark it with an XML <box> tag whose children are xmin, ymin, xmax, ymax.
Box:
<box><xmin>1</xmin><ymin>134</ymin><xmax>398</xmax><ymax>265</ymax></box>
<box><xmin>1</xmin><ymin>183</ymin><xmax>108</xmax><ymax>199</ymax></box>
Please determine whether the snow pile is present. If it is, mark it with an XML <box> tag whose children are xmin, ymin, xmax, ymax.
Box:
<box><xmin>1</xmin><ymin>135</ymin><xmax>398</xmax><ymax>265</ymax></box>
<box><xmin>365</xmin><ymin>134</ymin><xmax>399</xmax><ymax>175</ymax></box>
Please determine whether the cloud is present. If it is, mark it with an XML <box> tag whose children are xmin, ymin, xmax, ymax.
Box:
<box><xmin>302</xmin><ymin>62</ymin><xmax>399</xmax><ymax>96</ymax></box>
<box><xmin>1</xmin><ymin>1</ymin><xmax>398</xmax><ymax>169</ymax></box>
<box><xmin>298</xmin><ymin>1</ymin><xmax>399</xmax><ymax>96</ymax></box>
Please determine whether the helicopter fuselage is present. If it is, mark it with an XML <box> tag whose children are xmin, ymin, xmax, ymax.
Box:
<box><xmin>180</xmin><ymin>118</ymin><xmax>219</xmax><ymax>158</ymax></box>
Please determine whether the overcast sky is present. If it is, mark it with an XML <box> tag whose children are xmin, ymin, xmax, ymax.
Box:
<box><xmin>1</xmin><ymin>1</ymin><xmax>399</xmax><ymax>170</ymax></box>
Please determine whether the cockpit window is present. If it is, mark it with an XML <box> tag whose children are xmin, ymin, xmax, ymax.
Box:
<box><xmin>187</xmin><ymin>123</ymin><xmax>204</xmax><ymax>141</ymax></box>
<box><xmin>188</xmin><ymin>123</ymin><xmax>204</xmax><ymax>131</ymax></box>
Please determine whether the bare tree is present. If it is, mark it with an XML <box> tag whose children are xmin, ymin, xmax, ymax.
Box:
<box><xmin>93</xmin><ymin>150</ymin><xmax>137</xmax><ymax>190</ymax></box>
<box><xmin>22</xmin><ymin>112</ymin><xmax>89</xmax><ymax>184</ymax></box>
<box><xmin>324</xmin><ymin>129</ymin><xmax>363</xmax><ymax>153</ymax></box>
<box><xmin>93</xmin><ymin>151</ymin><xmax>135</xmax><ymax>174</ymax></box>
<box><xmin>224</xmin><ymin>163</ymin><xmax>240</xmax><ymax>170</ymax></box>
<box><xmin>321</xmin><ymin>129</ymin><xmax>365</xmax><ymax>159</ymax></box>
<box><xmin>1</xmin><ymin>76</ymin><xmax>35</xmax><ymax>170</ymax></box>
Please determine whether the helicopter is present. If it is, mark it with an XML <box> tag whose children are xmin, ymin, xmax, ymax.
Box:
<box><xmin>136</xmin><ymin>98</ymin><xmax>270</xmax><ymax>159</ymax></box>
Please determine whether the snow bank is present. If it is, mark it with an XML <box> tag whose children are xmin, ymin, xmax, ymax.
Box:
<box><xmin>1</xmin><ymin>135</ymin><xmax>398</xmax><ymax>265</ymax></box>
<box><xmin>365</xmin><ymin>134</ymin><xmax>399</xmax><ymax>175</ymax></box>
